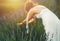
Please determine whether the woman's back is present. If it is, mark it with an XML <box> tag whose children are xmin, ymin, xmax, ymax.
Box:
<box><xmin>30</xmin><ymin>5</ymin><xmax>60</xmax><ymax>41</ymax></box>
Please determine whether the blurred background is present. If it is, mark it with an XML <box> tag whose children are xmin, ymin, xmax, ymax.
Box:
<box><xmin>0</xmin><ymin>0</ymin><xmax>60</xmax><ymax>20</ymax></box>
<box><xmin>0</xmin><ymin>0</ymin><xmax>60</xmax><ymax>41</ymax></box>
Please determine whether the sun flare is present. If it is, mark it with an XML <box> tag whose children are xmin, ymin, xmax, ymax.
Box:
<box><xmin>0</xmin><ymin>0</ymin><xmax>25</xmax><ymax>15</ymax></box>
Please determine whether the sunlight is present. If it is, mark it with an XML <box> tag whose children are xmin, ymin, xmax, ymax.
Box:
<box><xmin>0</xmin><ymin>0</ymin><xmax>25</xmax><ymax>12</ymax></box>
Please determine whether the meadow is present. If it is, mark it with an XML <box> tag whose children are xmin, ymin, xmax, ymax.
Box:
<box><xmin>0</xmin><ymin>16</ymin><xmax>46</xmax><ymax>41</ymax></box>
<box><xmin>0</xmin><ymin>0</ymin><xmax>59</xmax><ymax>41</ymax></box>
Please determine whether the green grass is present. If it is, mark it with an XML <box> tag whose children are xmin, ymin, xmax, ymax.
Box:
<box><xmin>0</xmin><ymin>17</ymin><xmax>46</xmax><ymax>41</ymax></box>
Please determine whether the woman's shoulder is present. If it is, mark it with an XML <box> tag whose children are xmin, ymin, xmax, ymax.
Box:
<box><xmin>30</xmin><ymin>5</ymin><xmax>47</xmax><ymax>11</ymax></box>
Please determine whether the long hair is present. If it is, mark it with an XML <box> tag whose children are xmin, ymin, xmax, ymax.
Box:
<box><xmin>24</xmin><ymin>0</ymin><xmax>38</xmax><ymax>13</ymax></box>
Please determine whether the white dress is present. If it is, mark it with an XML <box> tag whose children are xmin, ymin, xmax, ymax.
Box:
<box><xmin>29</xmin><ymin>5</ymin><xmax>60</xmax><ymax>41</ymax></box>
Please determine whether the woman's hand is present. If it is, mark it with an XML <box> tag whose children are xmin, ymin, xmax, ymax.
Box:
<box><xmin>17</xmin><ymin>17</ymin><xmax>36</xmax><ymax>26</ymax></box>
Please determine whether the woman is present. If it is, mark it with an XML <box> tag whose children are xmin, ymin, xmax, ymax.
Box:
<box><xmin>17</xmin><ymin>0</ymin><xmax>60</xmax><ymax>41</ymax></box>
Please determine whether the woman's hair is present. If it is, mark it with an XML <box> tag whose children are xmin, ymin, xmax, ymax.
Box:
<box><xmin>24</xmin><ymin>0</ymin><xmax>38</xmax><ymax>13</ymax></box>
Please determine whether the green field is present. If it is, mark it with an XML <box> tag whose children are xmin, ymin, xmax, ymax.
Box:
<box><xmin>0</xmin><ymin>16</ymin><xmax>46</xmax><ymax>41</ymax></box>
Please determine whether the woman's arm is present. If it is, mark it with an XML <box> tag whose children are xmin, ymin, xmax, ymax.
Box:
<box><xmin>28</xmin><ymin>17</ymin><xmax>36</xmax><ymax>24</ymax></box>
<box><xmin>17</xmin><ymin>17</ymin><xmax>36</xmax><ymax>25</ymax></box>
<box><xmin>17</xmin><ymin>9</ymin><xmax>39</xmax><ymax>25</ymax></box>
